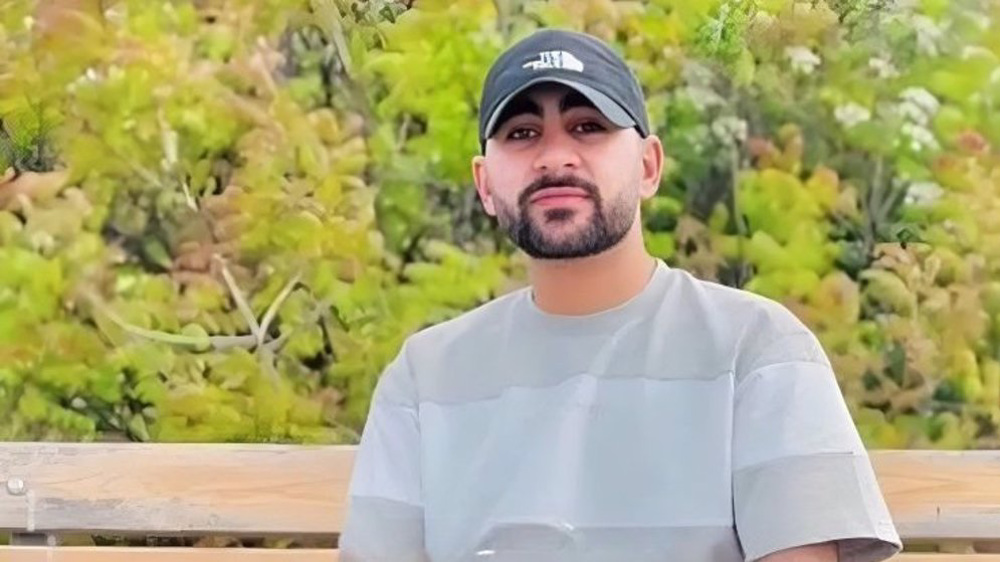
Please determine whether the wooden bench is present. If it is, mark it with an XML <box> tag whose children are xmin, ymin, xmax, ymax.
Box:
<box><xmin>0</xmin><ymin>443</ymin><xmax>998</xmax><ymax>560</ymax></box>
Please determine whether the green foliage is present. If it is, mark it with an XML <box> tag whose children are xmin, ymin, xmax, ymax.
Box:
<box><xmin>0</xmin><ymin>0</ymin><xmax>508</xmax><ymax>442</ymax></box>
<box><xmin>656</xmin><ymin>0</ymin><xmax>1000</xmax><ymax>449</ymax></box>
<box><xmin>2</xmin><ymin>0</ymin><xmax>999</xmax><ymax>449</ymax></box>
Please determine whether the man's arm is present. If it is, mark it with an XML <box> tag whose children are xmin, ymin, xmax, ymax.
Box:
<box><xmin>760</xmin><ymin>542</ymin><xmax>837</xmax><ymax>562</ymax></box>
<box><xmin>731</xmin><ymin>304</ymin><xmax>901</xmax><ymax>561</ymax></box>
<box><xmin>339</xmin><ymin>344</ymin><xmax>428</xmax><ymax>562</ymax></box>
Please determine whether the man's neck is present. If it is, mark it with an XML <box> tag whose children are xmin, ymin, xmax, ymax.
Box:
<box><xmin>527</xmin><ymin>228</ymin><xmax>658</xmax><ymax>316</ymax></box>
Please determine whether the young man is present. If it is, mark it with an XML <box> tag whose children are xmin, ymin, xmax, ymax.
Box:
<box><xmin>340</xmin><ymin>29</ymin><xmax>902</xmax><ymax>562</ymax></box>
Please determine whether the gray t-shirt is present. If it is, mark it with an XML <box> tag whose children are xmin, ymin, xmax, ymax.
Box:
<box><xmin>341</xmin><ymin>260</ymin><xmax>902</xmax><ymax>562</ymax></box>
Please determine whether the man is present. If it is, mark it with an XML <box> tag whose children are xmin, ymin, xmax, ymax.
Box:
<box><xmin>340</xmin><ymin>29</ymin><xmax>902</xmax><ymax>562</ymax></box>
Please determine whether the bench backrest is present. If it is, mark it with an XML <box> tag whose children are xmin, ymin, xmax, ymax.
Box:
<box><xmin>1</xmin><ymin>444</ymin><xmax>998</xmax><ymax>559</ymax></box>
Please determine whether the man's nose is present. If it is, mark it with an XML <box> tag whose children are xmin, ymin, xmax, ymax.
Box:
<box><xmin>532</xmin><ymin>130</ymin><xmax>581</xmax><ymax>173</ymax></box>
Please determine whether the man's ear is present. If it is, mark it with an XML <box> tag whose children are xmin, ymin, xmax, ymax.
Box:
<box><xmin>639</xmin><ymin>134</ymin><xmax>664</xmax><ymax>200</ymax></box>
<box><xmin>472</xmin><ymin>154</ymin><xmax>497</xmax><ymax>216</ymax></box>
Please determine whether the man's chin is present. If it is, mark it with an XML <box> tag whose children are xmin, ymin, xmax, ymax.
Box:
<box><xmin>516</xmin><ymin>233</ymin><xmax>608</xmax><ymax>260</ymax></box>
<box><xmin>526</xmin><ymin>227</ymin><xmax>590</xmax><ymax>247</ymax></box>
<box><xmin>519</xmin><ymin>244</ymin><xmax>610</xmax><ymax>260</ymax></box>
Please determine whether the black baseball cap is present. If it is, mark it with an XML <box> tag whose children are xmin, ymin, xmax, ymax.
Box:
<box><xmin>478</xmin><ymin>29</ymin><xmax>650</xmax><ymax>153</ymax></box>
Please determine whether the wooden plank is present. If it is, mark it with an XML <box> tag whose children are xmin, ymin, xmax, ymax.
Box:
<box><xmin>2</xmin><ymin>444</ymin><xmax>1000</xmax><ymax>542</ymax></box>
<box><xmin>0</xmin><ymin>443</ymin><xmax>354</xmax><ymax>536</ymax></box>
<box><xmin>873</xmin><ymin>450</ymin><xmax>1000</xmax><ymax>541</ymax></box>
<box><xmin>0</xmin><ymin>547</ymin><xmax>338</xmax><ymax>561</ymax></box>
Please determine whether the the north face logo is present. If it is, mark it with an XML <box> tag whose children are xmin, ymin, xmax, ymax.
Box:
<box><xmin>522</xmin><ymin>50</ymin><xmax>584</xmax><ymax>72</ymax></box>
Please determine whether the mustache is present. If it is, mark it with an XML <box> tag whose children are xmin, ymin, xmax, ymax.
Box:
<box><xmin>519</xmin><ymin>174</ymin><xmax>600</xmax><ymax>207</ymax></box>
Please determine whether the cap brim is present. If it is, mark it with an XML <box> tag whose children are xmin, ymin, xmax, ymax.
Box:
<box><xmin>482</xmin><ymin>77</ymin><xmax>636</xmax><ymax>141</ymax></box>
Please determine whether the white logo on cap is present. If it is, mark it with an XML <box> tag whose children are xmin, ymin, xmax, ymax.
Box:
<box><xmin>522</xmin><ymin>51</ymin><xmax>584</xmax><ymax>72</ymax></box>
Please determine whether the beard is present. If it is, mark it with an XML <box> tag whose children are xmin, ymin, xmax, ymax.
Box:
<box><xmin>493</xmin><ymin>174</ymin><xmax>637</xmax><ymax>259</ymax></box>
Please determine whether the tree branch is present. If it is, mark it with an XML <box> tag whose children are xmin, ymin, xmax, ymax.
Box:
<box><xmin>215</xmin><ymin>255</ymin><xmax>263</xmax><ymax>343</ymax></box>
<box><xmin>259</xmin><ymin>270</ymin><xmax>303</xmax><ymax>337</ymax></box>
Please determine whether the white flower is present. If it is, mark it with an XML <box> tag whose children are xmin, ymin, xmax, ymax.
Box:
<box><xmin>897</xmin><ymin>101</ymin><xmax>929</xmax><ymax>126</ymax></box>
<box><xmin>904</xmin><ymin>181</ymin><xmax>944</xmax><ymax>207</ymax></box>
<box><xmin>711</xmin><ymin>116</ymin><xmax>748</xmax><ymax>145</ymax></box>
<box><xmin>834</xmin><ymin>103</ymin><xmax>872</xmax><ymax>128</ymax></box>
<box><xmin>901</xmin><ymin>122</ymin><xmax>940</xmax><ymax>152</ymax></box>
<box><xmin>23</xmin><ymin>16</ymin><xmax>34</xmax><ymax>31</ymax></box>
<box><xmin>785</xmin><ymin>46</ymin><xmax>821</xmax><ymax>75</ymax></box>
<box><xmin>900</xmin><ymin>87</ymin><xmax>940</xmax><ymax>115</ymax></box>
<box><xmin>897</xmin><ymin>87</ymin><xmax>939</xmax><ymax>127</ymax></box>
<box><xmin>912</xmin><ymin>15</ymin><xmax>942</xmax><ymax>56</ymax></box>
<box><xmin>682</xmin><ymin>86</ymin><xmax>725</xmax><ymax>111</ymax></box>
<box><xmin>682</xmin><ymin>62</ymin><xmax>716</xmax><ymax>88</ymax></box>
<box><xmin>868</xmin><ymin>57</ymin><xmax>899</xmax><ymax>79</ymax></box>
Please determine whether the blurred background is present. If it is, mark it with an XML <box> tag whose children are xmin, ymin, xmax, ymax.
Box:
<box><xmin>0</xmin><ymin>0</ymin><xmax>998</xmax><ymax>450</ymax></box>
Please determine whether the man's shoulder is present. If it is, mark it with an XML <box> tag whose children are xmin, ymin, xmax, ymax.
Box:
<box><xmin>665</xmin><ymin>268</ymin><xmax>826</xmax><ymax>376</ymax></box>
<box><xmin>668</xmin><ymin>267</ymin><xmax>800</xmax><ymax>330</ymax></box>
<box><xmin>406</xmin><ymin>286</ymin><xmax>527</xmax><ymax>351</ymax></box>
<box><xmin>392</xmin><ymin>288</ymin><xmax>527</xmax><ymax>401</ymax></box>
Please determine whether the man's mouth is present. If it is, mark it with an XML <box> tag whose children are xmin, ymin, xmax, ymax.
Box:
<box><xmin>529</xmin><ymin>187</ymin><xmax>591</xmax><ymax>206</ymax></box>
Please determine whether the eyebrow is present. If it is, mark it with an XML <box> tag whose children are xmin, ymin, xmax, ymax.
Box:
<box><xmin>493</xmin><ymin>90</ymin><xmax>595</xmax><ymax>131</ymax></box>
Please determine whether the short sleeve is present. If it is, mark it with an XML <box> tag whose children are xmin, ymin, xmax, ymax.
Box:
<box><xmin>732</xmin><ymin>324</ymin><xmax>902</xmax><ymax>561</ymax></box>
<box><xmin>340</xmin><ymin>343</ymin><xmax>429</xmax><ymax>562</ymax></box>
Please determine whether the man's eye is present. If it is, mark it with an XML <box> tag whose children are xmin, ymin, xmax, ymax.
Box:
<box><xmin>507</xmin><ymin>127</ymin><xmax>537</xmax><ymax>140</ymax></box>
<box><xmin>574</xmin><ymin>121</ymin><xmax>606</xmax><ymax>133</ymax></box>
